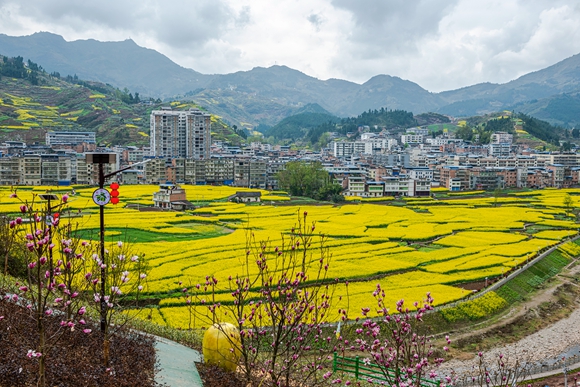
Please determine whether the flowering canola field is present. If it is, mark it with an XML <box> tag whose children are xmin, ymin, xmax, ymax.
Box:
<box><xmin>2</xmin><ymin>185</ymin><xmax>579</xmax><ymax>328</ymax></box>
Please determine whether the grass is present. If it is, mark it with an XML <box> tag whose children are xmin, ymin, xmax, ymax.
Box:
<box><xmin>80</xmin><ymin>226</ymin><xmax>229</xmax><ymax>243</ymax></box>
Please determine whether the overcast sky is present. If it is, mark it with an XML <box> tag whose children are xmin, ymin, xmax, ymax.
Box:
<box><xmin>1</xmin><ymin>0</ymin><xmax>580</xmax><ymax>92</ymax></box>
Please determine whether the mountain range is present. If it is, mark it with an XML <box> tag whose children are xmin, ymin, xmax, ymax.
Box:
<box><xmin>1</xmin><ymin>32</ymin><xmax>580</xmax><ymax>128</ymax></box>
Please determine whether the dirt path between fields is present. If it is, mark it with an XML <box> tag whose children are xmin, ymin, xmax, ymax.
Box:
<box><xmin>440</xmin><ymin>261</ymin><xmax>580</xmax><ymax>377</ymax></box>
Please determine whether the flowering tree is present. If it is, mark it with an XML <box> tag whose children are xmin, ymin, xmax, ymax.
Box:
<box><xmin>193</xmin><ymin>211</ymin><xmax>347</xmax><ymax>387</ymax></box>
<box><xmin>8</xmin><ymin>193</ymin><xmax>91</xmax><ymax>387</ymax></box>
<box><xmin>353</xmin><ymin>287</ymin><xmax>449</xmax><ymax>387</ymax></box>
<box><xmin>86</xmin><ymin>238</ymin><xmax>149</xmax><ymax>366</ymax></box>
<box><xmin>464</xmin><ymin>351</ymin><xmax>534</xmax><ymax>387</ymax></box>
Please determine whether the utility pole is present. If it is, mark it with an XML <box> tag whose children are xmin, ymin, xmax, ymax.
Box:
<box><xmin>86</xmin><ymin>154</ymin><xmax>151</xmax><ymax>333</ymax></box>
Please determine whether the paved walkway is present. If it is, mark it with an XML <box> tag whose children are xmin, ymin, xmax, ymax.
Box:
<box><xmin>155</xmin><ymin>336</ymin><xmax>204</xmax><ymax>387</ymax></box>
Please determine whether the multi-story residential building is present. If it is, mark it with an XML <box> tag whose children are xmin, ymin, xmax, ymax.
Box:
<box><xmin>491</xmin><ymin>132</ymin><xmax>513</xmax><ymax>144</ymax></box>
<box><xmin>144</xmin><ymin>158</ymin><xmax>168</xmax><ymax>185</ymax></box>
<box><xmin>232</xmin><ymin>159</ymin><xmax>267</xmax><ymax>188</ymax></box>
<box><xmin>205</xmin><ymin>158</ymin><xmax>235</xmax><ymax>185</ymax></box>
<box><xmin>414</xmin><ymin>179</ymin><xmax>431</xmax><ymax>196</ymax></box>
<box><xmin>347</xmin><ymin>175</ymin><xmax>366</xmax><ymax>196</ymax></box>
<box><xmin>150</xmin><ymin>107</ymin><xmax>211</xmax><ymax>159</ymax></box>
<box><xmin>332</xmin><ymin>142</ymin><xmax>355</xmax><ymax>158</ymax></box>
<box><xmin>406</xmin><ymin>127</ymin><xmax>429</xmax><ymax>136</ymax></box>
<box><xmin>407</xmin><ymin>168</ymin><xmax>433</xmax><ymax>181</ymax></box>
<box><xmin>382</xmin><ymin>176</ymin><xmax>413</xmax><ymax>196</ymax></box>
<box><xmin>400</xmin><ymin>134</ymin><xmax>424</xmax><ymax>145</ymax></box>
<box><xmin>438</xmin><ymin>166</ymin><xmax>471</xmax><ymax>191</ymax></box>
<box><xmin>153</xmin><ymin>184</ymin><xmax>187</xmax><ymax>209</ymax></box>
<box><xmin>46</xmin><ymin>131</ymin><xmax>96</xmax><ymax>146</ymax></box>
<box><xmin>425</xmin><ymin>138</ymin><xmax>449</xmax><ymax>146</ymax></box>
<box><xmin>489</xmin><ymin>142</ymin><xmax>512</xmax><ymax>157</ymax></box>
<box><xmin>533</xmin><ymin>153</ymin><xmax>580</xmax><ymax>167</ymax></box>
<box><xmin>0</xmin><ymin>157</ymin><xmax>21</xmax><ymax>185</ymax></box>
<box><xmin>75</xmin><ymin>156</ymin><xmax>88</xmax><ymax>184</ymax></box>
<box><xmin>469</xmin><ymin>168</ymin><xmax>505</xmax><ymax>190</ymax></box>
<box><xmin>267</xmin><ymin>160</ymin><xmax>286</xmax><ymax>189</ymax></box>
<box><xmin>367</xmin><ymin>166</ymin><xmax>387</xmax><ymax>181</ymax></box>
<box><xmin>546</xmin><ymin>164</ymin><xmax>566</xmax><ymax>188</ymax></box>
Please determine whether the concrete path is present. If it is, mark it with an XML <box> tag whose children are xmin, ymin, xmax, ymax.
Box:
<box><xmin>155</xmin><ymin>336</ymin><xmax>204</xmax><ymax>387</ymax></box>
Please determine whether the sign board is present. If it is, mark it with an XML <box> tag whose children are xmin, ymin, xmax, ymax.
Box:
<box><xmin>92</xmin><ymin>188</ymin><xmax>110</xmax><ymax>206</ymax></box>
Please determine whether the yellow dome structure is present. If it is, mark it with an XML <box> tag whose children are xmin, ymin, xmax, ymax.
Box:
<box><xmin>202</xmin><ymin>323</ymin><xmax>241</xmax><ymax>372</ymax></box>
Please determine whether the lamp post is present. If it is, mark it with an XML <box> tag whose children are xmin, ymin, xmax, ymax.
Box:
<box><xmin>86</xmin><ymin>153</ymin><xmax>150</xmax><ymax>333</ymax></box>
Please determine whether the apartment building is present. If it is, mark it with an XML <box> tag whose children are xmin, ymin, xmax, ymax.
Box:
<box><xmin>491</xmin><ymin>132</ymin><xmax>513</xmax><ymax>144</ymax></box>
<box><xmin>46</xmin><ymin>131</ymin><xmax>96</xmax><ymax>146</ymax></box>
<box><xmin>400</xmin><ymin>134</ymin><xmax>424</xmax><ymax>145</ymax></box>
<box><xmin>150</xmin><ymin>107</ymin><xmax>211</xmax><ymax>160</ymax></box>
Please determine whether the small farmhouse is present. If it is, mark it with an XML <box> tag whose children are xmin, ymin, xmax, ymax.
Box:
<box><xmin>228</xmin><ymin>191</ymin><xmax>262</xmax><ymax>203</ymax></box>
<box><xmin>153</xmin><ymin>184</ymin><xmax>195</xmax><ymax>210</ymax></box>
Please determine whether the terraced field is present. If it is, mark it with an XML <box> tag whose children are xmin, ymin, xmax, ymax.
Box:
<box><xmin>2</xmin><ymin>185</ymin><xmax>579</xmax><ymax>328</ymax></box>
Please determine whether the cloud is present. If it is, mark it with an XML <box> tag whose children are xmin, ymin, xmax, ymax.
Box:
<box><xmin>0</xmin><ymin>0</ymin><xmax>236</xmax><ymax>47</ymax></box>
<box><xmin>307</xmin><ymin>13</ymin><xmax>323</xmax><ymax>31</ymax></box>
<box><xmin>331</xmin><ymin>0</ymin><xmax>460</xmax><ymax>57</ymax></box>
<box><xmin>327</xmin><ymin>0</ymin><xmax>580</xmax><ymax>91</ymax></box>
<box><xmin>0</xmin><ymin>0</ymin><xmax>580</xmax><ymax>93</ymax></box>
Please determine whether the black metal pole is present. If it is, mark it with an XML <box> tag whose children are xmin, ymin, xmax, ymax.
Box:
<box><xmin>47</xmin><ymin>197</ymin><xmax>53</xmax><ymax>286</ymax></box>
<box><xmin>99</xmin><ymin>162</ymin><xmax>107</xmax><ymax>333</ymax></box>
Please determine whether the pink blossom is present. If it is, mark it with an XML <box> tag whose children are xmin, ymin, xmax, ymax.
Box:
<box><xmin>78</xmin><ymin>306</ymin><xmax>86</xmax><ymax>315</ymax></box>
<box><xmin>83</xmin><ymin>329</ymin><xmax>92</xmax><ymax>334</ymax></box>
<box><xmin>20</xmin><ymin>205</ymin><xmax>27</xmax><ymax>213</ymax></box>
<box><xmin>61</xmin><ymin>194</ymin><xmax>69</xmax><ymax>203</ymax></box>
<box><xmin>26</xmin><ymin>350</ymin><xmax>41</xmax><ymax>358</ymax></box>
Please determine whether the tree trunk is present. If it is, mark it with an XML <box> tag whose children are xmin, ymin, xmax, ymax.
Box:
<box><xmin>38</xmin><ymin>317</ymin><xmax>46</xmax><ymax>387</ymax></box>
<box><xmin>103</xmin><ymin>337</ymin><xmax>110</xmax><ymax>367</ymax></box>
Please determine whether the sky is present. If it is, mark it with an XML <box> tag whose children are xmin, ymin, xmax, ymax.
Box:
<box><xmin>1</xmin><ymin>0</ymin><xmax>580</xmax><ymax>92</ymax></box>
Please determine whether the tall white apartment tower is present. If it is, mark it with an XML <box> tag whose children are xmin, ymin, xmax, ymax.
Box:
<box><xmin>150</xmin><ymin>107</ymin><xmax>211</xmax><ymax>159</ymax></box>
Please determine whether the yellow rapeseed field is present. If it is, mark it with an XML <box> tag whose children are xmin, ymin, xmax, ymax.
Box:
<box><xmin>2</xmin><ymin>185</ymin><xmax>579</xmax><ymax>328</ymax></box>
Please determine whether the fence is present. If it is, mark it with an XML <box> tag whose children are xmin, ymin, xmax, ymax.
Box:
<box><xmin>333</xmin><ymin>352</ymin><xmax>439</xmax><ymax>387</ymax></box>
<box><xmin>334</xmin><ymin>351</ymin><xmax>580</xmax><ymax>387</ymax></box>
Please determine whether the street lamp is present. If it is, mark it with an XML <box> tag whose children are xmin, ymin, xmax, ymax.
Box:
<box><xmin>86</xmin><ymin>153</ymin><xmax>151</xmax><ymax>333</ymax></box>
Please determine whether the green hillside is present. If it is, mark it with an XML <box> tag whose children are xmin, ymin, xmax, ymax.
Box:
<box><xmin>0</xmin><ymin>55</ymin><xmax>244</xmax><ymax>146</ymax></box>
